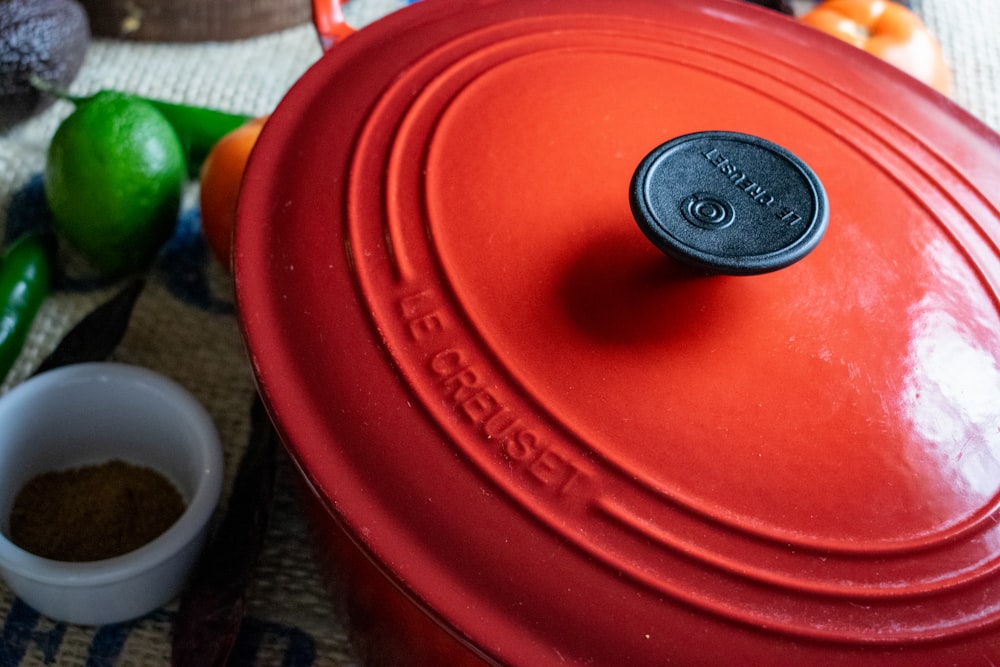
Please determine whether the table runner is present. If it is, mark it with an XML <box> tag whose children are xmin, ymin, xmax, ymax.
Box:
<box><xmin>1</xmin><ymin>1</ymin><xmax>997</xmax><ymax>664</ymax></box>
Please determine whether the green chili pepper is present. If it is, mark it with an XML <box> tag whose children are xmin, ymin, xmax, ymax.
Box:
<box><xmin>0</xmin><ymin>233</ymin><xmax>53</xmax><ymax>382</ymax></box>
<box><xmin>145</xmin><ymin>99</ymin><xmax>253</xmax><ymax>176</ymax></box>
<box><xmin>30</xmin><ymin>78</ymin><xmax>253</xmax><ymax>176</ymax></box>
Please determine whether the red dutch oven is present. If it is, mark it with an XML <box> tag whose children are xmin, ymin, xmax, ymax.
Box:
<box><xmin>234</xmin><ymin>0</ymin><xmax>1000</xmax><ymax>664</ymax></box>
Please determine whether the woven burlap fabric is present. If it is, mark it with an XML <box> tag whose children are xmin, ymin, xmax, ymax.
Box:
<box><xmin>1</xmin><ymin>1</ymin><xmax>998</xmax><ymax>665</ymax></box>
<box><xmin>0</xmin><ymin>3</ymin><xmax>399</xmax><ymax>666</ymax></box>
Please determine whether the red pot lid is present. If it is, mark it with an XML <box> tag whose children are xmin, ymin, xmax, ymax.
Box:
<box><xmin>235</xmin><ymin>0</ymin><xmax>1000</xmax><ymax>664</ymax></box>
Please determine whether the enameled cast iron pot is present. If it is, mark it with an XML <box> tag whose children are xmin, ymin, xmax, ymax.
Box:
<box><xmin>234</xmin><ymin>0</ymin><xmax>1000</xmax><ymax>664</ymax></box>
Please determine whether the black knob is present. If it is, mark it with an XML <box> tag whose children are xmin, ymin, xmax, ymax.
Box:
<box><xmin>630</xmin><ymin>131</ymin><xmax>828</xmax><ymax>275</ymax></box>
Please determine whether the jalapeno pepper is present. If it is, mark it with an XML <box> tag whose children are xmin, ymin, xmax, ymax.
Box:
<box><xmin>0</xmin><ymin>233</ymin><xmax>53</xmax><ymax>382</ymax></box>
<box><xmin>30</xmin><ymin>78</ymin><xmax>253</xmax><ymax>175</ymax></box>
<box><xmin>145</xmin><ymin>99</ymin><xmax>253</xmax><ymax>176</ymax></box>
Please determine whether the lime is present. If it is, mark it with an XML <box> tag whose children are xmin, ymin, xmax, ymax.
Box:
<box><xmin>44</xmin><ymin>90</ymin><xmax>186</xmax><ymax>276</ymax></box>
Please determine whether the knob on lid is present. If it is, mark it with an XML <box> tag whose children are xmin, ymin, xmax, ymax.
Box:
<box><xmin>630</xmin><ymin>131</ymin><xmax>829</xmax><ymax>274</ymax></box>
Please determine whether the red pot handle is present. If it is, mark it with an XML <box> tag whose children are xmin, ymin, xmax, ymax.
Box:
<box><xmin>312</xmin><ymin>0</ymin><xmax>356</xmax><ymax>51</ymax></box>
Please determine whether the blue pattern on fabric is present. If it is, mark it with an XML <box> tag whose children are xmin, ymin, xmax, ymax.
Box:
<box><xmin>156</xmin><ymin>207</ymin><xmax>235</xmax><ymax>314</ymax></box>
<box><xmin>0</xmin><ymin>599</ymin><xmax>318</xmax><ymax>666</ymax></box>
<box><xmin>0</xmin><ymin>600</ymin><xmax>65</xmax><ymax>666</ymax></box>
<box><xmin>3</xmin><ymin>175</ymin><xmax>52</xmax><ymax>245</ymax></box>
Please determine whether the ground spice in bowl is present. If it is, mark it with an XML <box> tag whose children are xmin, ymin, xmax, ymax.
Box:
<box><xmin>7</xmin><ymin>460</ymin><xmax>186</xmax><ymax>562</ymax></box>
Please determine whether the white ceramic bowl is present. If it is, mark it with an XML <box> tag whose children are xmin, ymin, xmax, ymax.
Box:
<box><xmin>0</xmin><ymin>362</ymin><xmax>223</xmax><ymax>625</ymax></box>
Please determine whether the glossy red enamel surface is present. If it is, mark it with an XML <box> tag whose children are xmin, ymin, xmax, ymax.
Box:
<box><xmin>235</xmin><ymin>1</ymin><xmax>1000</xmax><ymax>664</ymax></box>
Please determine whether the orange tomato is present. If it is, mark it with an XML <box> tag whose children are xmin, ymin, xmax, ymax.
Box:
<box><xmin>198</xmin><ymin>115</ymin><xmax>268</xmax><ymax>271</ymax></box>
<box><xmin>799</xmin><ymin>0</ymin><xmax>951</xmax><ymax>96</ymax></box>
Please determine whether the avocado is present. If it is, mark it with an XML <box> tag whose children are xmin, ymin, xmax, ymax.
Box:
<box><xmin>1</xmin><ymin>0</ymin><xmax>90</xmax><ymax>130</ymax></box>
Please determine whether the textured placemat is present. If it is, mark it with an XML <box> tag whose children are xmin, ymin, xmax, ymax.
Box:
<box><xmin>1</xmin><ymin>4</ymin><xmax>399</xmax><ymax>666</ymax></box>
<box><xmin>1</xmin><ymin>1</ymin><xmax>997</xmax><ymax>665</ymax></box>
